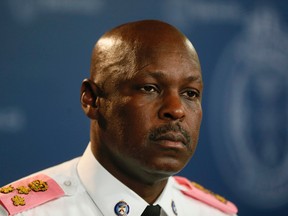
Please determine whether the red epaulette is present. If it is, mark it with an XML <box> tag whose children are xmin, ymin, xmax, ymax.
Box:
<box><xmin>174</xmin><ymin>176</ymin><xmax>238</xmax><ymax>215</ymax></box>
<box><xmin>0</xmin><ymin>174</ymin><xmax>64</xmax><ymax>215</ymax></box>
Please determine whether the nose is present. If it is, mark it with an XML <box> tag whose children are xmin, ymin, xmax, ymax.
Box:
<box><xmin>158</xmin><ymin>92</ymin><xmax>185</xmax><ymax>121</ymax></box>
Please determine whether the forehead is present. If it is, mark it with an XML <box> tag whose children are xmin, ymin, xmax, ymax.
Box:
<box><xmin>136</xmin><ymin>51</ymin><xmax>201</xmax><ymax>83</ymax></box>
<box><xmin>137</xmin><ymin>47</ymin><xmax>200</xmax><ymax>68</ymax></box>
<box><xmin>134</xmin><ymin>39</ymin><xmax>201</xmax><ymax>73</ymax></box>
<box><xmin>102</xmin><ymin>44</ymin><xmax>202</xmax><ymax>89</ymax></box>
<box><xmin>93</xmin><ymin>23</ymin><xmax>202</xmax><ymax>88</ymax></box>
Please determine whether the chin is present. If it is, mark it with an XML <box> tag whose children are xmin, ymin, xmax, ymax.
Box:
<box><xmin>145</xmin><ymin>158</ymin><xmax>187</xmax><ymax>178</ymax></box>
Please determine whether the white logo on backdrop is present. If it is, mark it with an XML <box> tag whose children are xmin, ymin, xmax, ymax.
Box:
<box><xmin>208</xmin><ymin>7</ymin><xmax>288</xmax><ymax>208</ymax></box>
<box><xmin>8</xmin><ymin>0</ymin><xmax>104</xmax><ymax>24</ymax></box>
<box><xmin>0</xmin><ymin>107</ymin><xmax>26</xmax><ymax>132</ymax></box>
<box><xmin>162</xmin><ymin>0</ymin><xmax>243</xmax><ymax>26</ymax></box>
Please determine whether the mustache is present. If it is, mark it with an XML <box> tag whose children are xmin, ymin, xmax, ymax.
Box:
<box><xmin>148</xmin><ymin>123</ymin><xmax>191</xmax><ymax>145</ymax></box>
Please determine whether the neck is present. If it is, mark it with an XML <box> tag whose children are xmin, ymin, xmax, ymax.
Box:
<box><xmin>94</xmin><ymin>146</ymin><xmax>169</xmax><ymax>204</ymax></box>
<box><xmin>90</xmin><ymin>146</ymin><xmax>169</xmax><ymax>203</ymax></box>
<box><xmin>90</xmin><ymin>122</ymin><xmax>170</xmax><ymax>204</ymax></box>
<box><xmin>116</xmin><ymin>172</ymin><xmax>169</xmax><ymax>204</ymax></box>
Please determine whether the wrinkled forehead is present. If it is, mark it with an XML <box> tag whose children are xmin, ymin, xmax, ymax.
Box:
<box><xmin>90</xmin><ymin>21</ymin><xmax>201</xmax><ymax>87</ymax></box>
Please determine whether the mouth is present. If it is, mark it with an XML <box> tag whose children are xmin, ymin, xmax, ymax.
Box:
<box><xmin>148</xmin><ymin>123</ymin><xmax>191</xmax><ymax>150</ymax></box>
<box><xmin>152</xmin><ymin>132</ymin><xmax>188</xmax><ymax>148</ymax></box>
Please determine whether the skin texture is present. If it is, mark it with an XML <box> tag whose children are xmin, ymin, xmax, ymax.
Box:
<box><xmin>81</xmin><ymin>20</ymin><xmax>203</xmax><ymax>204</ymax></box>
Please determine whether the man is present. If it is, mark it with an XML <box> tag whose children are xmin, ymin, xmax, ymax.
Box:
<box><xmin>0</xmin><ymin>20</ymin><xmax>238</xmax><ymax>216</ymax></box>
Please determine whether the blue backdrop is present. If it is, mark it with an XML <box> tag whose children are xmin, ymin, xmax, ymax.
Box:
<box><xmin>1</xmin><ymin>0</ymin><xmax>288</xmax><ymax>215</ymax></box>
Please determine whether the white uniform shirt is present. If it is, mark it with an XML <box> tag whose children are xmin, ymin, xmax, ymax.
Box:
<box><xmin>0</xmin><ymin>144</ymin><xmax>237</xmax><ymax>216</ymax></box>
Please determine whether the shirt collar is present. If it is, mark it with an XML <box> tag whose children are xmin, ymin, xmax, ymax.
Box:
<box><xmin>77</xmin><ymin>143</ymin><xmax>178</xmax><ymax>216</ymax></box>
<box><xmin>154</xmin><ymin>179</ymin><xmax>178</xmax><ymax>216</ymax></box>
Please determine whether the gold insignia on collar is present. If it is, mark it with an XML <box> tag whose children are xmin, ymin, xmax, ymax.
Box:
<box><xmin>17</xmin><ymin>186</ymin><xmax>31</xmax><ymax>195</ymax></box>
<box><xmin>0</xmin><ymin>185</ymin><xmax>15</xmax><ymax>194</ymax></box>
<box><xmin>192</xmin><ymin>182</ymin><xmax>228</xmax><ymax>204</ymax></box>
<box><xmin>11</xmin><ymin>195</ymin><xmax>26</xmax><ymax>206</ymax></box>
<box><xmin>28</xmin><ymin>179</ymin><xmax>48</xmax><ymax>192</ymax></box>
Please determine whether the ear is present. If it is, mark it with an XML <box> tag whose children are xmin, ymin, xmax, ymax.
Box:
<box><xmin>80</xmin><ymin>79</ymin><xmax>100</xmax><ymax>119</ymax></box>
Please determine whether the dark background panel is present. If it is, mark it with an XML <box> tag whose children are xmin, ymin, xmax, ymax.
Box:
<box><xmin>1</xmin><ymin>0</ymin><xmax>288</xmax><ymax>215</ymax></box>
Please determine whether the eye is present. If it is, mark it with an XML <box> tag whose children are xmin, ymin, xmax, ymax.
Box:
<box><xmin>140</xmin><ymin>85</ymin><xmax>158</xmax><ymax>93</ymax></box>
<box><xmin>182</xmin><ymin>89</ymin><xmax>200</xmax><ymax>100</ymax></box>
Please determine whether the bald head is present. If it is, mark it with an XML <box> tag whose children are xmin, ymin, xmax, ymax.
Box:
<box><xmin>89</xmin><ymin>20</ymin><xmax>200</xmax><ymax>91</ymax></box>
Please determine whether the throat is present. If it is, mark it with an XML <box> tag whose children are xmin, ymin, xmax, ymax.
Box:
<box><xmin>128</xmin><ymin>178</ymin><xmax>168</xmax><ymax>204</ymax></box>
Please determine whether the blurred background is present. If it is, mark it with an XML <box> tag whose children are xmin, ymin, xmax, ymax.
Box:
<box><xmin>0</xmin><ymin>0</ymin><xmax>287</xmax><ymax>215</ymax></box>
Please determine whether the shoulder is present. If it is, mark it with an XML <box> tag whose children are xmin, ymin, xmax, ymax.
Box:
<box><xmin>172</xmin><ymin>176</ymin><xmax>238</xmax><ymax>216</ymax></box>
<box><xmin>0</xmin><ymin>157</ymin><xmax>87</xmax><ymax>216</ymax></box>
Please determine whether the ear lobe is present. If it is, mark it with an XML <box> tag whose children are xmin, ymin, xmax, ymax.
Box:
<box><xmin>80</xmin><ymin>79</ymin><xmax>100</xmax><ymax>119</ymax></box>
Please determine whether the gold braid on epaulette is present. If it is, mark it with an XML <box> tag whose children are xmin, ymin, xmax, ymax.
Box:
<box><xmin>191</xmin><ymin>182</ymin><xmax>228</xmax><ymax>204</ymax></box>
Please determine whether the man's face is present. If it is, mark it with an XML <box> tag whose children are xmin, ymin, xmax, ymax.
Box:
<box><xmin>96</xmin><ymin>44</ymin><xmax>203</xmax><ymax>182</ymax></box>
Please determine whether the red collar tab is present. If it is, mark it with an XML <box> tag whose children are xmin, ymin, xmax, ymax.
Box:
<box><xmin>0</xmin><ymin>174</ymin><xmax>64</xmax><ymax>215</ymax></box>
<box><xmin>174</xmin><ymin>176</ymin><xmax>238</xmax><ymax>215</ymax></box>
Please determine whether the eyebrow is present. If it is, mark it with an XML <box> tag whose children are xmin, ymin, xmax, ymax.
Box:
<box><xmin>185</xmin><ymin>74</ymin><xmax>203</xmax><ymax>83</ymax></box>
<box><xmin>144</xmin><ymin>70</ymin><xmax>203</xmax><ymax>84</ymax></box>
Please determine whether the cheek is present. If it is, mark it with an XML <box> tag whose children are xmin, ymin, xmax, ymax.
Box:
<box><xmin>193</xmin><ymin>108</ymin><xmax>202</xmax><ymax>128</ymax></box>
<box><xmin>120</xmin><ymin>103</ymin><xmax>154</xmax><ymax>137</ymax></box>
<box><xmin>98</xmin><ymin>99</ymin><xmax>128</xmax><ymax>144</ymax></box>
<box><xmin>187</xmin><ymin>106</ymin><xmax>203</xmax><ymax>140</ymax></box>
<box><xmin>110</xmin><ymin>98</ymin><xmax>152</xmax><ymax>139</ymax></box>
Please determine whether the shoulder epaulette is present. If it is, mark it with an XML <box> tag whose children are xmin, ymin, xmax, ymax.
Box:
<box><xmin>174</xmin><ymin>176</ymin><xmax>238</xmax><ymax>214</ymax></box>
<box><xmin>0</xmin><ymin>174</ymin><xmax>64</xmax><ymax>215</ymax></box>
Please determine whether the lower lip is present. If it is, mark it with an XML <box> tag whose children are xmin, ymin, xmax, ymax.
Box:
<box><xmin>155</xmin><ymin>140</ymin><xmax>186</xmax><ymax>149</ymax></box>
